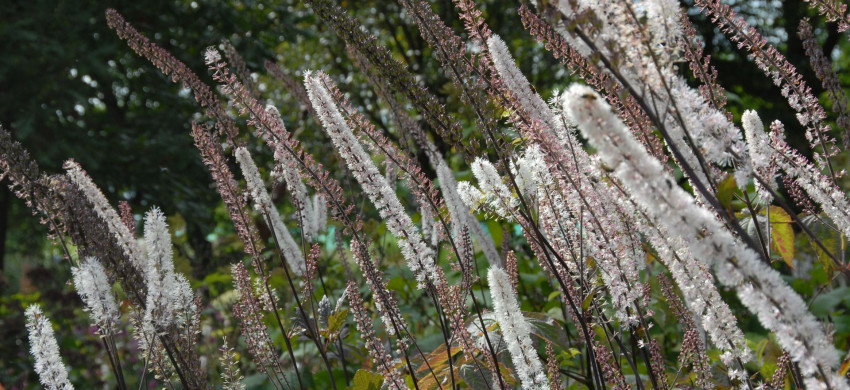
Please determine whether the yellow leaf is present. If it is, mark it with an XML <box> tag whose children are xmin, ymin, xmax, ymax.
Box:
<box><xmin>716</xmin><ymin>175</ymin><xmax>738</xmax><ymax>211</ymax></box>
<box><xmin>840</xmin><ymin>357</ymin><xmax>850</xmax><ymax>376</ymax></box>
<box><xmin>766</xmin><ymin>206</ymin><xmax>794</xmax><ymax>268</ymax></box>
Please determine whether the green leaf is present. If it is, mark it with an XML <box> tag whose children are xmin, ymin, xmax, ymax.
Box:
<box><xmin>347</xmin><ymin>370</ymin><xmax>384</xmax><ymax>390</ymax></box>
<box><xmin>810</xmin><ymin>287</ymin><xmax>850</xmax><ymax>316</ymax></box>
<box><xmin>327</xmin><ymin>308</ymin><xmax>349</xmax><ymax>334</ymax></box>
<box><xmin>766</xmin><ymin>206</ymin><xmax>794</xmax><ymax>268</ymax></box>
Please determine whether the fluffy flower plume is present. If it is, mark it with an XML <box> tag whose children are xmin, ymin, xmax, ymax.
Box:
<box><xmin>488</xmin><ymin>266</ymin><xmax>549</xmax><ymax>390</ymax></box>
<box><xmin>545</xmin><ymin>1</ymin><xmax>753</xmax><ymax>191</ymax></box>
<box><xmin>565</xmin><ymin>83</ymin><xmax>846</xmax><ymax>389</ymax></box>
<box><xmin>64</xmin><ymin>160</ymin><xmax>146</xmax><ymax>271</ymax></box>
<box><xmin>611</xmin><ymin>190</ymin><xmax>748</xmax><ymax>366</ymax></box>
<box><xmin>748</xmin><ymin>117</ymin><xmax>850</xmax><ymax>239</ymax></box>
<box><xmin>695</xmin><ymin>0</ymin><xmax>840</xmax><ymax>181</ymax></box>
<box><xmin>304</xmin><ymin>71</ymin><xmax>442</xmax><ymax>289</ymax></box>
<box><xmin>745</xmin><ymin>110</ymin><xmax>850</xmax><ymax>238</ymax></box>
<box><xmin>488</xmin><ymin>35</ymin><xmax>563</xmax><ymax>135</ymax></box>
<box><xmin>742</xmin><ymin>110</ymin><xmax>779</xmax><ymax>202</ymax></box>
<box><xmin>264</xmin><ymin>105</ymin><xmax>324</xmax><ymax>241</ymax></box>
<box><xmin>235</xmin><ymin>146</ymin><xmax>306</xmax><ymax>276</ymax></box>
<box><xmin>435</xmin><ymin>160</ymin><xmax>501</xmax><ymax>265</ymax></box>
<box><xmin>25</xmin><ymin>305</ymin><xmax>74</xmax><ymax>390</ymax></box>
<box><xmin>142</xmin><ymin>207</ymin><xmax>196</xmax><ymax>331</ymax></box>
<box><xmin>487</xmin><ymin>32</ymin><xmax>647</xmax><ymax>324</ymax></box>
<box><xmin>459</xmin><ymin>157</ymin><xmax>516</xmax><ymax>220</ymax></box>
<box><xmin>71</xmin><ymin>257</ymin><xmax>119</xmax><ymax>334</ymax></box>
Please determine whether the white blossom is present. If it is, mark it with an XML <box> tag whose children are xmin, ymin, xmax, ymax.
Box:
<box><xmin>435</xmin><ymin>160</ymin><xmax>501</xmax><ymax>265</ymax></box>
<box><xmin>265</xmin><ymin>105</ymin><xmax>321</xmax><ymax>241</ymax></box>
<box><xmin>456</xmin><ymin>180</ymin><xmax>486</xmax><ymax>214</ymax></box>
<box><xmin>235</xmin><ymin>146</ymin><xmax>306</xmax><ymax>276</ymax></box>
<box><xmin>304</xmin><ymin>71</ymin><xmax>442</xmax><ymax>289</ymax></box>
<box><xmin>552</xmin><ymin>1</ymin><xmax>753</xmax><ymax>192</ymax></box>
<box><xmin>71</xmin><ymin>257</ymin><xmax>119</xmax><ymax>334</ymax></box>
<box><xmin>488</xmin><ymin>266</ymin><xmax>549</xmax><ymax>390</ymax></box>
<box><xmin>487</xmin><ymin>34</ymin><xmax>647</xmax><ymax>324</ymax></box>
<box><xmin>203</xmin><ymin>47</ymin><xmax>222</xmax><ymax>64</ymax></box>
<box><xmin>641</xmin><ymin>0</ymin><xmax>683</xmax><ymax>65</ymax></box>
<box><xmin>468</xmin><ymin>157</ymin><xmax>516</xmax><ymax>220</ymax></box>
<box><xmin>488</xmin><ymin>35</ymin><xmax>563</xmax><ymax>134</ymax></box>
<box><xmin>25</xmin><ymin>305</ymin><xmax>74</xmax><ymax>390</ymax></box>
<box><xmin>742</xmin><ymin>110</ymin><xmax>778</xmax><ymax>203</ymax></box>
<box><xmin>65</xmin><ymin>160</ymin><xmax>145</xmax><ymax>270</ymax></box>
<box><xmin>565</xmin><ymin>83</ymin><xmax>846</xmax><ymax>389</ymax></box>
<box><xmin>142</xmin><ymin>207</ymin><xmax>196</xmax><ymax>330</ymax></box>
<box><xmin>766</xmin><ymin>120</ymin><xmax>850</xmax><ymax>239</ymax></box>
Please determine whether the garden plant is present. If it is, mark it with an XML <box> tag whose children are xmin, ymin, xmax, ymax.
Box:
<box><xmin>2</xmin><ymin>0</ymin><xmax>850</xmax><ymax>388</ymax></box>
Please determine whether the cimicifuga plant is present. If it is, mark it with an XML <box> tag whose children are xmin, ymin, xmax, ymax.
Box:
<box><xmin>2</xmin><ymin>0</ymin><xmax>850</xmax><ymax>389</ymax></box>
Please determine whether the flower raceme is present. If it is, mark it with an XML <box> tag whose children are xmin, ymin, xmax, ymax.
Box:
<box><xmin>565</xmin><ymin>83</ymin><xmax>847</xmax><ymax>389</ymax></box>
<box><xmin>25</xmin><ymin>305</ymin><xmax>74</xmax><ymax>390</ymax></box>
<box><xmin>64</xmin><ymin>160</ymin><xmax>146</xmax><ymax>272</ymax></box>
<box><xmin>744</xmin><ymin>110</ymin><xmax>850</xmax><ymax>239</ymax></box>
<box><xmin>303</xmin><ymin>70</ymin><xmax>444</xmax><ymax>290</ymax></box>
<box><xmin>488</xmin><ymin>266</ymin><xmax>549</xmax><ymax>390</ymax></box>
<box><xmin>6</xmin><ymin>4</ymin><xmax>850</xmax><ymax>390</ymax></box>
<box><xmin>235</xmin><ymin>146</ymin><xmax>306</xmax><ymax>276</ymax></box>
<box><xmin>71</xmin><ymin>257</ymin><xmax>119</xmax><ymax>335</ymax></box>
<box><xmin>142</xmin><ymin>207</ymin><xmax>196</xmax><ymax>331</ymax></box>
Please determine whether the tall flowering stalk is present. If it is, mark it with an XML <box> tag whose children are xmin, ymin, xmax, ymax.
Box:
<box><xmin>304</xmin><ymin>71</ymin><xmax>444</xmax><ymax>290</ymax></box>
<box><xmin>64</xmin><ymin>164</ymin><xmax>204</xmax><ymax>388</ymax></box>
<box><xmin>485</xmin><ymin>34</ymin><xmax>646</xmax><ymax>325</ymax></box>
<box><xmin>802</xmin><ymin>0</ymin><xmax>850</xmax><ymax>32</ymax></box>
<box><xmin>488</xmin><ymin>266</ymin><xmax>549</xmax><ymax>390</ymax></box>
<box><xmin>695</xmin><ymin>0</ymin><xmax>840</xmax><ymax>182</ymax></box>
<box><xmin>345</xmin><ymin>282</ymin><xmax>407</xmax><ymax>389</ymax></box>
<box><xmin>742</xmin><ymin>111</ymin><xmax>780</xmax><ymax>203</ymax></box>
<box><xmin>304</xmin><ymin>0</ymin><xmax>474</xmax><ymax>157</ymax></box>
<box><xmin>744</xmin><ymin>111</ymin><xmax>850</xmax><ymax>239</ymax></box>
<box><xmin>25</xmin><ymin>305</ymin><xmax>74</xmax><ymax>390</ymax></box>
<box><xmin>303</xmin><ymin>70</ymin><xmax>471</xmax><ymax>387</ymax></box>
<box><xmin>347</xmin><ymin>43</ymin><xmax>502</xmax><ymax>269</ymax></box>
<box><xmin>264</xmin><ymin>105</ymin><xmax>324</xmax><ymax>242</ymax></box>
<box><xmin>70</xmin><ymin>255</ymin><xmax>128</xmax><ymax>390</ymax></box>
<box><xmin>0</xmin><ymin>127</ymin><xmax>72</xmax><ymax>262</ymax></box>
<box><xmin>218</xmin><ymin>337</ymin><xmax>246</xmax><ymax>390</ymax></box>
<box><xmin>105</xmin><ymin>9</ymin><xmax>239</xmax><ymax>146</ymax></box>
<box><xmin>191</xmin><ymin>122</ymin><xmax>265</xmax><ymax>262</ymax></box>
<box><xmin>231</xmin><ymin>262</ymin><xmax>290</xmax><ymax>389</ymax></box>
<box><xmin>798</xmin><ymin>19</ymin><xmax>850</xmax><ymax>148</ymax></box>
<box><xmin>71</xmin><ymin>257</ymin><xmax>119</xmax><ymax>334</ymax></box>
<box><xmin>235</xmin><ymin>146</ymin><xmax>306</xmax><ymax>276</ymax></box>
<box><xmin>515</xmin><ymin>5</ymin><xmax>666</xmax><ymax>165</ymax></box>
<box><xmin>565</xmin><ymin>83</ymin><xmax>846</xmax><ymax>389</ymax></box>
<box><xmin>546</xmin><ymin>0</ymin><xmax>753</xmax><ymax>190</ymax></box>
<box><xmin>141</xmin><ymin>207</ymin><xmax>197</xmax><ymax>332</ymax></box>
<box><xmin>64</xmin><ymin>160</ymin><xmax>147</xmax><ymax>272</ymax></box>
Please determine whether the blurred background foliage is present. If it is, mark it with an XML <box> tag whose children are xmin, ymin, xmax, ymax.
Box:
<box><xmin>1</xmin><ymin>0</ymin><xmax>848</xmax><ymax>388</ymax></box>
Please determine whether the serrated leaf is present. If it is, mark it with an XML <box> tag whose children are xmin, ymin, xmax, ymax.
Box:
<box><xmin>328</xmin><ymin>308</ymin><xmax>349</xmax><ymax>334</ymax></box>
<box><xmin>347</xmin><ymin>370</ymin><xmax>383</xmax><ymax>390</ymax></box>
<box><xmin>766</xmin><ymin>206</ymin><xmax>794</xmax><ymax>268</ymax></box>
<box><xmin>581</xmin><ymin>286</ymin><xmax>602</xmax><ymax>311</ymax></box>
